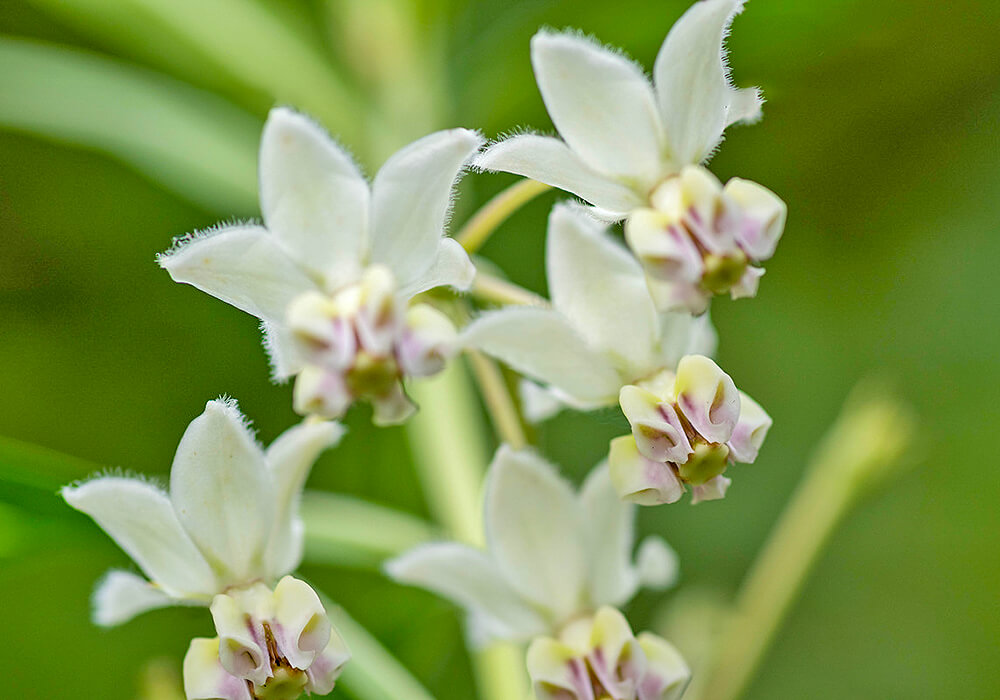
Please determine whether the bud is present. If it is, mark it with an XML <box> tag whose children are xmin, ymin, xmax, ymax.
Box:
<box><xmin>625</xmin><ymin>165</ymin><xmax>786</xmax><ymax>312</ymax></box>
<box><xmin>527</xmin><ymin>607</ymin><xmax>689</xmax><ymax>700</ymax></box>
<box><xmin>285</xmin><ymin>265</ymin><xmax>458</xmax><ymax>425</ymax></box>
<box><xmin>611</xmin><ymin>355</ymin><xmax>771</xmax><ymax>505</ymax></box>
<box><xmin>185</xmin><ymin>577</ymin><xmax>349</xmax><ymax>700</ymax></box>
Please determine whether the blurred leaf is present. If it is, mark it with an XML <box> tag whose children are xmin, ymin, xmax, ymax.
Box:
<box><xmin>302</xmin><ymin>490</ymin><xmax>438</xmax><ymax>570</ymax></box>
<box><xmin>0</xmin><ymin>37</ymin><xmax>259</xmax><ymax>213</ymax></box>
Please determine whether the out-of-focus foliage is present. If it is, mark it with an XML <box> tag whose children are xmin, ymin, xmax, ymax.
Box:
<box><xmin>0</xmin><ymin>0</ymin><xmax>998</xmax><ymax>698</ymax></box>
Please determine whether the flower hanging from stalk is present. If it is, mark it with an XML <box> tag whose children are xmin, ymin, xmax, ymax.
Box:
<box><xmin>160</xmin><ymin>108</ymin><xmax>483</xmax><ymax>424</ymax></box>
<box><xmin>62</xmin><ymin>399</ymin><xmax>349</xmax><ymax>700</ymax></box>
<box><xmin>474</xmin><ymin>0</ymin><xmax>785</xmax><ymax>312</ymax></box>
<box><xmin>386</xmin><ymin>445</ymin><xmax>689</xmax><ymax>698</ymax></box>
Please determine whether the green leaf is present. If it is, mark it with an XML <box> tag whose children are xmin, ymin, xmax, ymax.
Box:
<box><xmin>301</xmin><ymin>490</ymin><xmax>438</xmax><ymax>570</ymax></box>
<box><xmin>0</xmin><ymin>37</ymin><xmax>260</xmax><ymax>213</ymax></box>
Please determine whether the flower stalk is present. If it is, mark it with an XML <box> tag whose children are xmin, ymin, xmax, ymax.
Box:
<box><xmin>697</xmin><ymin>385</ymin><xmax>915</xmax><ymax>700</ymax></box>
<box><xmin>467</xmin><ymin>351</ymin><xmax>527</xmax><ymax>449</ymax></box>
<box><xmin>456</xmin><ymin>178</ymin><xmax>551</xmax><ymax>254</ymax></box>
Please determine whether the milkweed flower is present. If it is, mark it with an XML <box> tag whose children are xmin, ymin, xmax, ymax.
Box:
<box><xmin>474</xmin><ymin>0</ymin><xmax>785</xmax><ymax>312</ymax></box>
<box><xmin>611</xmin><ymin>355</ymin><xmax>772</xmax><ymax>505</ymax></box>
<box><xmin>386</xmin><ymin>446</ymin><xmax>688</xmax><ymax>697</ymax></box>
<box><xmin>62</xmin><ymin>398</ymin><xmax>349</xmax><ymax>700</ymax></box>
<box><xmin>462</xmin><ymin>203</ymin><xmax>716</xmax><ymax>418</ymax></box>
<box><xmin>160</xmin><ymin>108</ymin><xmax>483</xmax><ymax>424</ymax></box>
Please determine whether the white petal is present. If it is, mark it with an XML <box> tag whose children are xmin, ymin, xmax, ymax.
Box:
<box><xmin>261</xmin><ymin>320</ymin><xmax>307</xmax><ymax>381</ymax></box>
<box><xmin>654</xmin><ymin>0</ymin><xmax>762</xmax><ymax>165</ymax></box>
<box><xmin>183</xmin><ymin>638</ymin><xmax>254</xmax><ymax>700</ymax></box>
<box><xmin>462</xmin><ymin>307</ymin><xmax>623</xmax><ymax>406</ymax></box>
<box><xmin>656</xmin><ymin>311</ymin><xmax>718</xmax><ymax>369</ymax></box>
<box><xmin>264</xmin><ymin>420</ymin><xmax>345</xmax><ymax>577</ymax></box>
<box><xmin>62</xmin><ymin>477</ymin><xmax>217</xmax><ymax>597</ymax></box>
<box><xmin>579</xmin><ymin>464</ymin><xmax>639</xmax><ymax>608</ymax></box>
<box><xmin>396</xmin><ymin>237</ymin><xmax>476</xmax><ymax>299</ymax></box>
<box><xmin>170</xmin><ymin>399</ymin><xmax>273</xmax><ymax>584</ymax></box>
<box><xmin>547</xmin><ymin>204</ymin><xmax>658</xmax><ymax>375</ymax></box>
<box><xmin>519</xmin><ymin>379</ymin><xmax>566</xmax><ymax>423</ymax></box>
<box><xmin>484</xmin><ymin>446</ymin><xmax>587</xmax><ymax>622</ymax></box>
<box><xmin>158</xmin><ymin>224</ymin><xmax>317</xmax><ymax>322</ymax></box>
<box><xmin>531</xmin><ymin>31</ymin><xmax>666</xmax><ymax>184</ymax></box>
<box><xmin>635</xmin><ymin>537</ymin><xmax>679</xmax><ymax>590</ymax></box>
<box><xmin>92</xmin><ymin>570</ymin><xmax>182</xmax><ymax>627</ymax></box>
<box><xmin>474</xmin><ymin>134</ymin><xmax>643</xmax><ymax>216</ymax></box>
<box><xmin>259</xmin><ymin>107</ymin><xmax>369</xmax><ymax>282</ymax></box>
<box><xmin>385</xmin><ymin>542</ymin><xmax>548</xmax><ymax>642</ymax></box>
<box><xmin>369</xmin><ymin>129</ymin><xmax>483</xmax><ymax>289</ymax></box>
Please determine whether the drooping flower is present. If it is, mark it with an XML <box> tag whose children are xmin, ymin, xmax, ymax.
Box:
<box><xmin>62</xmin><ymin>398</ymin><xmax>349</xmax><ymax>700</ymax></box>
<box><xmin>462</xmin><ymin>203</ymin><xmax>717</xmax><ymax>419</ymax></box>
<box><xmin>386</xmin><ymin>446</ymin><xmax>686</xmax><ymax>695</ymax></box>
<box><xmin>610</xmin><ymin>355</ymin><xmax>772</xmax><ymax>505</ymax></box>
<box><xmin>528</xmin><ymin>607</ymin><xmax>689</xmax><ymax>700</ymax></box>
<box><xmin>474</xmin><ymin>0</ymin><xmax>785</xmax><ymax>311</ymax></box>
<box><xmin>160</xmin><ymin>108</ymin><xmax>483</xmax><ymax>424</ymax></box>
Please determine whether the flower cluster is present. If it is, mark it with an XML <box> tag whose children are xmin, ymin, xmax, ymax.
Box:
<box><xmin>64</xmin><ymin>0</ymin><xmax>784</xmax><ymax>697</ymax></box>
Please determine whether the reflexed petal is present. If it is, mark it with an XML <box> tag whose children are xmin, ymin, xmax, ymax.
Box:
<box><xmin>673</xmin><ymin>355</ymin><xmax>740</xmax><ymax>444</ymax></box>
<box><xmin>636</xmin><ymin>632</ymin><xmax>691</xmax><ymax>700</ymax></box>
<box><xmin>531</xmin><ymin>31</ymin><xmax>665</xmax><ymax>183</ymax></box>
<box><xmin>690</xmin><ymin>475</ymin><xmax>731</xmax><ymax>504</ymax></box>
<box><xmin>305</xmin><ymin>622</ymin><xmax>350</xmax><ymax>695</ymax></box>
<box><xmin>519</xmin><ymin>379</ymin><xmax>566</xmax><ymax>423</ymax></box>
<box><xmin>369</xmin><ymin>129</ymin><xmax>483</xmax><ymax>289</ymax></box>
<box><xmin>609</xmin><ymin>436</ymin><xmax>685</xmax><ymax>506</ymax></box>
<box><xmin>259</xmin><ymin>107</ymin><xmax>369</xmax><ymax>282</ymax></box>
<box><xmin>579</xmin><ymin>464</ymin><xmax>639</xmax><ymax>608</ymax></box>
<box><xmin>271</xmin><ymin>576</ymin><xmax>331</xmax><ymax>670</ymax></box>
<box><xmin>264</xmin><ymin>420</ymin><xmax>345</xmax><ymax>577</ymax></box>
<box><xmin>724</xmin><ymin>178</ymin><xmax>786</xmax><ymax>261</ymax></box>
<box><xmin>170</xmin><ymin>399</ymin><xmax>273</xmax><ymax>583</ymax></box>
<box><xmin>462</xmin><ymin>307</ymin><xmax>623</xmax><ymax>406</ymax></box>
<box><xmin>261</xmin><ymin>320</ymin><xmax>307</xmax><ymax>381</ymax></box>
<box><xmin>385</xmin><ymin>542</ymin><xmax>548</xmax><ymax>642</ymax></box>
<box><xmin>62</xmin><ymin>477</ymin><xmax>217</xmax><ymax>597</ymax></box>
<box><xmin>183</xmin><ymin>637</ymin><xmax>254</xmax><ymax>700</ymax></box>
<box><xmin>620</xmin><ymin>385</ymin><xmax>693</xmax><ymax>465</ymax></box>
<box><xmin>547</xmin><ymin>204</ymin><xmax>658</xmax><ymax>374</ymax></box>
<box><xmin>158</xmin><ymin>224</ymin><xmax>317</xmax><ymax>322</ymax></box>
<box><xmin>397</xmin><ymin>237</ymin><xmax>476</xmax><ymax>299</ymax></box>
<box><xmin>635</xmin><ymin>537</ymin><xmax>679</xmax><ymax>590</ymax></box>
<box><xmin>484</xmin><ymin>446</ymin><xmax>587</xmax><ymax>621</ymax></box>
<box><xmin>656</xmin><ymin>311</ymin><xmax>718</xmax><ymax>369</ymax></box>
<box><xmin>727</xmin><ymin>390</ymin><xmax>772</xmax><ymax>463</ymax></box>
<box><xmin>92</xmin><ymin>570</ymin><xmax>181</xmax><ymax>627</ymax></box>
<box><xmin>474</xmin><ymin>133</ymin><xmax>643</xmax><ymax>216</ymax></box>
<box><xmin>730</xmin><ymin>264</ymin><xmax>764</xmax><ymax>299</ymax></box>
<box><xmin>654</xmin><ymin>0</ymin><xmax>762</xmax><ymax>165</ymax></box>
<box><xmin>211</xmin><ymin>592</ymin><xmax>270</xmax><ymax>686</ymax></box>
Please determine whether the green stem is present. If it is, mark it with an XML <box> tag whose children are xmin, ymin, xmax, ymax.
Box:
<box><xmin>466</xmin><ymin>351</ymin><xmax>527</xmax><ymax>449</ymax></box>
<box><xmin>456</xmin><ymin>179</ymin><xmax>551</xmax><ymax>254</ymax></box>
<box><xmin>323</xmin><ymin>597</ymin><xmax>437</xmax><ymax>700</ymax></box>
<box><xmin>698</xmin><ymin>387</ymin><xmax>915</xmax><ymax>700</ymax></box>
<box><xmin>472</xmin><ymin>272</ymin><xmax>548</xmax><ymax>308</ymax></box>
<box><xmin>406</xmin><ymin>360</ymin><xmax>529</xmax><ymax>700</ymax></box>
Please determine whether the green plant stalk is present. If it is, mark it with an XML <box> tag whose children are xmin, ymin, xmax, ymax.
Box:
<box><xmin>472</xmin><ymin>272</ymin><xmax>549</xmax><ymax>308</ymax></box>
<box><xmin>698</xmin><ymin>388</ymin><xmax>915</xmax><ymax>700</ymax></box>
<box><xmin>456</xmin><ymin>179</ymin><xmax>551</xmax><ymax>254</ymax></box>
<box><xmin>466</xmin><ymin>351</ymin><xmax>527</xmax><ymax>449</ymax></box>
<box><xmin>406</xmin><ymin>360</ymin><xmax>529</xmax><ymax>700</ymax></box>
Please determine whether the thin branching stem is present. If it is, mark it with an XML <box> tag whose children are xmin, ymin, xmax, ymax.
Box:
<box><xmin>456</xmin><ymin>179</ymin><xmax>551</xmax><ymax>254</ymax></box>
<box><xmin>472</xmin><ymin>272</ymin><xmax>548</xmax><ymax>307</ymax></box>
<box><xmin>467</xmin><ymin>351</ymin><xmax>527</xmax><ymax>449</ymax></box>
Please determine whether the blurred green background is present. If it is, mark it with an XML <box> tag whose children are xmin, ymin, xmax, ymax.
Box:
<box><xmin>1</xmin><ymin>0</ymin><xmax>998</xmax><ymax>698</ymax></box>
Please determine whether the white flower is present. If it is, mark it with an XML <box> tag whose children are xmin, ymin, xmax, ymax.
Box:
<box><xmin>62</xmin><ymin>398</ymin><xmax>349</xmax><ymax>699</ymax></box>
<box><xmin>385</xmin><ymin>445</ymin><xmax>678</xmax><ymax>645</ymax></box>
<box><xmin>474</xmin><ymin>0</ymin><xmax>785</xmax><ymax>311</ymax></box>
<box><xmin>528</xmin><ymin>606</ymin><xmax>690</xmax><ymax>700</ymax></box>
<box><xmin>462</xmin><ymin>203</ymin><xmax>716</xmax><ymax>418</ymax></box>
<box><xmin>610</xmin><ymin>355</ymin><xmax>772</xmax><ymax>506</ymax></box>
<box><xmin>159</xmin><ymin>108</ymin><xmax>483</xmax><ymax>424</ymax></box>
